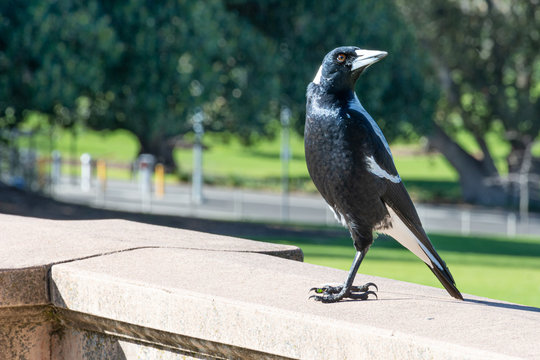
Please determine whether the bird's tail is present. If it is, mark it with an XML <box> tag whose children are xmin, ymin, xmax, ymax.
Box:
<box><xmin>381</xmin><ymin>205</ymin><xmax>464</xmax><ymax>300</ymax></box>
<box><xmin>427</xmin><ymin>262</ymin><xmax>463</xmax><ymax>300</ymax></box>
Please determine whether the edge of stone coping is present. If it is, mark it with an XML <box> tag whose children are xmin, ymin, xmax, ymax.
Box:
<box><xmin>0</xmin><ymin>244</ymin><xmax>301</xmax><ymax>308</ymax></box>
<box><xmin>49</xmin><ymin>262</ymin><xmax>518</xmax><ymax>360</ymax></box>
<box><xmin>0</xmin><ymin>266</ymin><xmax>50</xmax><ymax>307</ymax></box>
<box><xmin>1</xmin><ymin>214</ymin><xmax>303</xmax><ymax>269</ymax></box>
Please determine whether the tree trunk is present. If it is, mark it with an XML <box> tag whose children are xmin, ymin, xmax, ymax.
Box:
<box><xmin>138</xmin><ymin>136</ymin><xmax>177</xmax><ymax>172</ymax></box>
<box><xmin>428</xmin><ymin>124</ymin><xmax>508</xmax><ymax>206</ymax></box>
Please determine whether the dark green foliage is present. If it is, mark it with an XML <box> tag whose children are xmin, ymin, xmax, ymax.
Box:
<box><xmin>2</xmin><ymin>0</ymin><xmax>433</xmax><ymax>168</ymax></box>
<box><xmin>0</xmin><ymin>0</ymin><xmax>121</xmax><ymax>129</ymax></box>
<box><xmin>397</xmin><ymin>0</ymin><xmax>540</xmax><ymax>206</ymax></box>
<box><xmin>88</xmin><ymin>1</ymin><xmax>281</xmax><ymax>165</ymax></box>
<box><xmin>401</xmin><ymin>0</ymin><xmax>540</xmax><ymax>173</ymax></box>
<box><xmin>225</xmin><ymin>0</ymin><xmax>438</xmax><ymax>140</ymax></box>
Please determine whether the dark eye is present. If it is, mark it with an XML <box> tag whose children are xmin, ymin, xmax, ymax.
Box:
<box><xmin>336</xmin><ymin>53</ymin><xmax>347</xmax><ymax>63</ymax></box>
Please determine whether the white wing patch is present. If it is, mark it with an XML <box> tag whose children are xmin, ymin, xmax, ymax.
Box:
<box><xmin>378</xmin><ymin>206</ymin><xmax>444</xmax><ymax>271</ymax></box>
<box><xmin>328</xmin><ymin>205</ymin><xmax>348</xmax><ymax>227</ymax></box>
<box><xmin>348</xmin><ymin>93</ymin><xmax>393</xmax><ymax>158</ymax></box>
<box><xmin>365</xmin><ymin>155</ymin><xmax>401</xmax><ymax>183</ymax></box>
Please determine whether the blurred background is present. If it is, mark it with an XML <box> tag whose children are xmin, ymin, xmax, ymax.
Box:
<box><xmin>1</xmin><ymin>0</ymin><xmax>539</xmax><ymax>306</ymax></box>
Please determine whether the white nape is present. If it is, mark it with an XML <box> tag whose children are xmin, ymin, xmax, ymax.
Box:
<box><xmin>313</xmin><ymin>66</ymin><xmax>323</xmax><ymax>85</ymax></box>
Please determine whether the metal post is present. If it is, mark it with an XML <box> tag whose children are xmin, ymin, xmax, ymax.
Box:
<box><xmin>192</xmin><ymin>108</ymin><xmax>204</xmax><ymax>205</ymax></box>
<box><xmin>138</xmin><ymin>154</ymin><xmax>155</xmax><ymax>212</ymax></box>
<box><xmin>70</xmin><ymin>128</ymin><xmax>78</xmax><ymax>185</ymax></box>
<box><xmin>507</xmin><ymin>212</ymin><xmax>517</xmax><ymax>237</ymax></box>
<box><xmin>519</xmin><ymin>143</ymin><xmax>533</xmax><ymax>222</ymax></box>
<box><xmin>461</xmin><ymin>210</ymin><xmax>471</xmax><ymax>236</ymax></box>
<box><xmin>51</xmin><ymin>151</ymin><xmax>62</xmax><ymax>186</ymax></box>
<box><xmin>80</xmin><ymin>153</ymin><xmax>92</xmax><ymax>192</ymax></box>
<box><xmin>280</xmin><ymin>106</ymin><xmax>291</xmax><ymax>222</ymax></box>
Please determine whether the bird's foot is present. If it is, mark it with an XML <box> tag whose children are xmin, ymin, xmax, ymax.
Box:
<box><xmin>309</xmin><ymin>282</ymin><xmax>378</xmax><ymax>303</ymax></box>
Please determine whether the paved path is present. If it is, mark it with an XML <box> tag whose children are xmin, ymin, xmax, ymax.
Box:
<box><xmin>51</xmin><ymin>177</ymin><xmax>540</xmax><ymax>237</ymax></box>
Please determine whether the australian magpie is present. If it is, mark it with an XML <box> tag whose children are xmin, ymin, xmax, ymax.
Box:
<box><xmin>305</xmin><ymin>46</ymin><xmax>463</xmax><ymax>302</ymax></box>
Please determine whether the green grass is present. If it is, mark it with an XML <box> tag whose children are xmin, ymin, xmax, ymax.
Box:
<box><xmin>253</xmin><ymin>231</ymin><xmax>540</xmax><ymax>307</ymax></box>
<box><xmin>17</xmin><ymin>123</ymin><xmax>461</xmax><ymax>198</ymax></box>
<box><xmin>175</xmin><ymin>132</ymin><xmax>462</xmax><ymax>198</ymax></box>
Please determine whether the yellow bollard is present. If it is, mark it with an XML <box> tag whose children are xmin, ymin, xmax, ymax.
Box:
<box><xmin>37</xmin><ymin>157</ymin><xmax>48</xmax><ymax>188</ymax></box>
<box><xmin>155</xmin><ymin>163</ymin><xmax>165</xmax><ymax>199</ymax></box>
<box><xmin>96</xmin><ymin>159</ymin><xmax>107</xmax><ymax>191</ymax></box>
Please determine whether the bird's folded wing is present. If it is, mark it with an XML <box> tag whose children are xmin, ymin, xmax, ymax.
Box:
<box><xmin>380</xmin><ymin>181</ymin><xmax>462</xmax><ymax>299</ymax></box>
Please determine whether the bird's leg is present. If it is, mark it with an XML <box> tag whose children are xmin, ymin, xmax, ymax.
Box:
<box><xmin>309</xmin><ymin>250</ymin><xmax>377</xmax><ymax>303</ymax></box>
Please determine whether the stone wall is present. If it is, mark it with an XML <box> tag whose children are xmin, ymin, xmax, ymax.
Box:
<box><xmin>1</xmin><ymin>214</ymin><xmax>539</xmax><ymax>359</ymax></box>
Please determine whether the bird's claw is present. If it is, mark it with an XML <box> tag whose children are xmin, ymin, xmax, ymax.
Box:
<box><xmin>351</xmin><ymin>282</ymin><xmax>378</xmax><ymax>293</ymax></box>
<box><xmin>308</xmin><ymin>282</ymin><xmax>378</xmax><ymax>302</ymax></box>
<box><xmin>309</xmin><ymin>282</ymin><xmax>377</xmax><ymax>294</ymax></box>
<box><xmin>349</xmin><ymin>290</ymin><xmax>378</xmax><ymax>300</ymax></box>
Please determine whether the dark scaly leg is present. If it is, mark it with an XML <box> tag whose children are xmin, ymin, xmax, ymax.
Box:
<box><xmin>309</xmin><ymin>250</ymin><xmax>377</xmax><ymax>303</ymax></box>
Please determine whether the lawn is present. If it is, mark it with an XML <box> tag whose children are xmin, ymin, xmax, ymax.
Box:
<box><xmin>175</xmin><ymin>131</ymin><xmax>462</xmax><ymax>200</ymax></box>
<box><xmin>253</xmin><ymin>231</ymin><xmax>540</xmax><ymax>308</ymax></box>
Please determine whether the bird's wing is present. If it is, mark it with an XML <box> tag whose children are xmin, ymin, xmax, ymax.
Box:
<box><xmin>346</xmin><ymin>95</ymin><xmax>400</xmax><ymax>180</ymax></box>
<box><xmin>380</xmin><ymin>182</ymin><xmax>462</xmax><ymax>299</ymax></box>
<box><xmin>348</xmin><ymin>103</ymin><xmax>462</xmax><ymax>299</ymax></box>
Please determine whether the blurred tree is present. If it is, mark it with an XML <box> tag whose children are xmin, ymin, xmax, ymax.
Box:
<box><xmin>2</xmin><ymin>0</ymin><xmax>437</xmax><ymax>176</ymax></box>
<box><xmin>398</xmin><ymin>0</ymin><xmax>540</xmax><ymax>206</ymax></box>
<box><xmin>224</xmin><ymin>0</ymin><xmax>438</xmax><ymax>141</ymax></box>
<box><xmin>0</xmin><ymin>0</ymin><xmax>34</xmax><ymax>129</ymax></box>
<box><xmin>91</xmin><ymin>0</ymin><xmax>280</xmax><ymax>169</ymax></box>
<box><xmin>0</xmin><ymin>0</ymin><xmax>122</xmax><ymax>130</ymax></box>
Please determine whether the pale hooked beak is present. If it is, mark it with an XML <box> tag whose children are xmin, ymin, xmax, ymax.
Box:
<box><xmin>351</xmin><ymin>49</ymin><xmax>388</xmax><ymax>71</ymax></box>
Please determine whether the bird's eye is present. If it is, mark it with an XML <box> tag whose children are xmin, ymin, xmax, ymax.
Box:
<box><xmin>336</xmin><ymin>54</ymin><xmax>347</xmax><ymax>63</ymax></box>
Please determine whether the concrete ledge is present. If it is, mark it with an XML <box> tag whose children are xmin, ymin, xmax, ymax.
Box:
<box><xmin>1</xmin><ymin>214</ymin><xmax>540</xmax><ymax>359</ymax></box>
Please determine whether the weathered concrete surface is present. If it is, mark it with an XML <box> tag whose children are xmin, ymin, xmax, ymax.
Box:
<box><xmin>0</xmin><ymin>213</ymin><xmax>302</xmax><ymax>308</ymax></box>
<box><xmin>50</xmin><ymin>247</ymin><xmax>540</xmax><ymax>360</ymax></box>
<box><xmin>0</xmin><ymin>214</ymin><xmax>302</xmax><ymax>270</ymax></box>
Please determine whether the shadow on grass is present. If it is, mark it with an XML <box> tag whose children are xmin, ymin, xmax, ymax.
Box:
<box><xmin>379</xmin><ymin>233</ymin><xmax>540</xmax><ymax>258</ymax></box>
<box><xmin>250</xmin><ymin>149</ymin><xmax>306</xmax><ymax>162</ymax></box>
<box><xmin>3</xmin><ymin>183</ymin><xmax>540</xmax><ymax>259</ymax></box>
<box><xmin>267</xmin><ymin>231</ymin><xmax>540</xmax><ymax>259</ymax></box>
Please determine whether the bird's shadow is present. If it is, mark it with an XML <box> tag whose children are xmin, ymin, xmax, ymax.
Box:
<box><xmin>463</xmin><ymin>298</ymin><xmax>540</xmax><ymax>313</ymax></box>
<box><xmin>321</xmin><ymin>296</ymin><xmax>540</xmax><ymax>314</ymax></box>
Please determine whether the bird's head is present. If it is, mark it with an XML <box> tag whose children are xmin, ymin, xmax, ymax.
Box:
<box><xmin>312</xmin><ymin>46</ymin><xmax>387</xmax><ymax>92</ymax></box>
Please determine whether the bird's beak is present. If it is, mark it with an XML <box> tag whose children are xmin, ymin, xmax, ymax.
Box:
<box><xmin>351</xmin><ymin>49</ymin><xmax>388</xmax><ymax>72</ymax></box>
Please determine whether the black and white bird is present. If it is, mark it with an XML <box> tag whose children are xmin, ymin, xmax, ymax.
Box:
<box><xmin>305</xmin><ymin>46</ymin><xmax>463</xmax><ymax>302</ymax></box>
